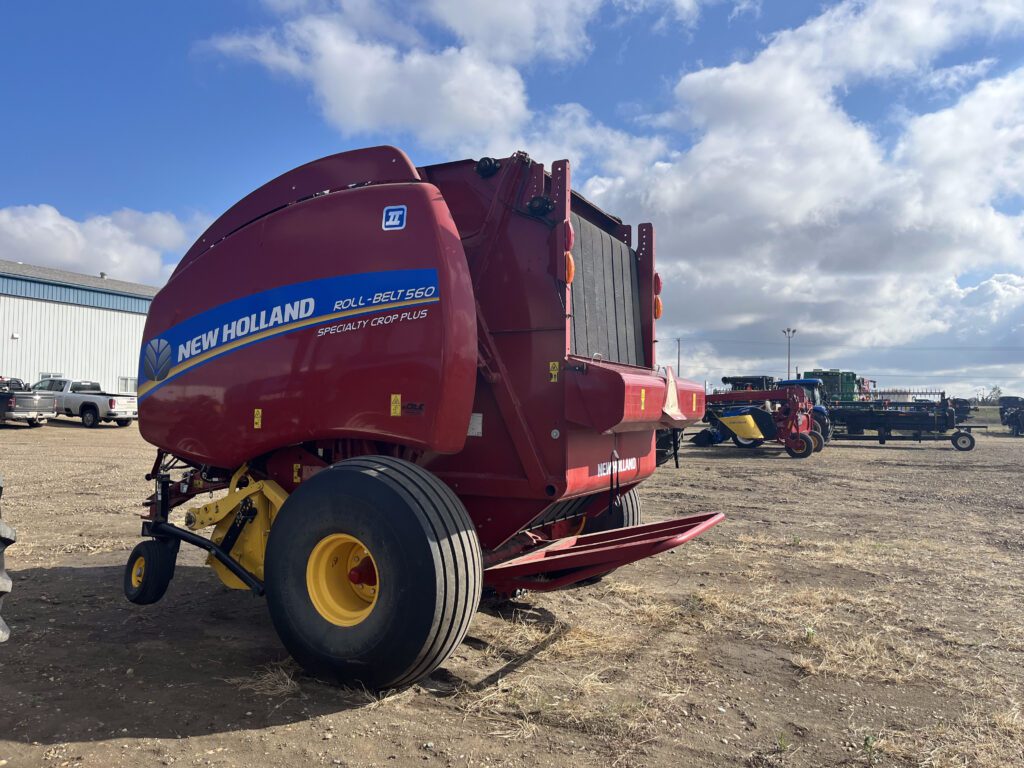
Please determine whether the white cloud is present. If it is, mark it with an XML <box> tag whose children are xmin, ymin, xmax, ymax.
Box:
<box><xmin>571</xmin><ymin>0</ymin><xmax>1024</xmax><ymax>390</ymax></box>
<box><xmin>206</xmin><ymin>0</ymin><xmax>1024</xmax><ymax>392</ymax></box>
<box><xmin>426</xmin><ymin>0</ymin><xmax>603</xmax><ymax>64</ymax></box>
<box><xmin>211</xmin><ymin>14</ymin><xmax>530</xmax><ymax>147</ymax></box>
<box><xmin>0</xmin><ymin>205</ymin><xmax>193</xmax><ymax>285</ymax></box>
<box><xmin>920</xmin><ymin>57</ymin><xmax>997</xmax><ymax>93</ymax></box>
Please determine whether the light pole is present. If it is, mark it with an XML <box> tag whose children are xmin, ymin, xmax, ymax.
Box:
<box><xmin>782</xmin><ymin>327</ymin><xmax>797</xmax><ymax>378</ymax></box>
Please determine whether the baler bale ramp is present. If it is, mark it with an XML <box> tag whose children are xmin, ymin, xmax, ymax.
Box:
<box><xmin>128</xmin><ymin>146</ymin><xmax>722</xmax><ymax>689</ymax></box>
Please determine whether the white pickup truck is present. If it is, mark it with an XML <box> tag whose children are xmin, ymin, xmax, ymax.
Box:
<box><xmin>31</xmin><ymin>378</ymin><xmax>138</xmax><ymax>428</ymax></box>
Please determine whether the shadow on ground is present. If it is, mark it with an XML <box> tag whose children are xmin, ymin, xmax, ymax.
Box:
<box><xmin>0</xmin><ymin>563</ymin><xmax>555</xmax><ymax>745</ymax></box>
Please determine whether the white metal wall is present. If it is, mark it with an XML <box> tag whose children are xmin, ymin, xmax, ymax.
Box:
<box><xmin>0</xmin><ymin>294</ymin><xmax>146</xmax><ymax>392</ymax></box>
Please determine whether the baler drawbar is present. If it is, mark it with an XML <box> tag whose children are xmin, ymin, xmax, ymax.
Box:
<box><xmin>127</xmin><ymin>146</ymin><xmax>722</xmax><ymax>689</ymax></box>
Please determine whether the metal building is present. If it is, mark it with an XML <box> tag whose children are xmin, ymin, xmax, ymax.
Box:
<box><xmin>0</xmin><ymin>259</ymin><xmax>157</xmax><ymax>393</ymax></box>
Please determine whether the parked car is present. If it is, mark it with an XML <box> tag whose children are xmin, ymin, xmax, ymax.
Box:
<box><xmin>1</xmin><ymin>376</ymin><xmax>56</xmax><ymax>427</ymax></box>
<box><xmin>31</xmin><ymin>378</ymin><xmax>138</xmax><ymax>428</ymax></box>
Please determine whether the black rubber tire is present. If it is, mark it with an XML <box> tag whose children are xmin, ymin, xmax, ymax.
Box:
<box><xmin>0</xmin><ymin>497</ymin><xmax>15</xmax><ymax>643</ymax></box>
<box><xmin>81</xmin><ymin>407</ymin><xmax>99</xmax><ymax>428</ymax></box>
<box><xmin>654</xmin><ymin>429</ymin><xmax>678</xmax><ymax>467</ymax></box>
<box><xmin>785</xmin><ymin>433</ymin><xmax>815</xmax><ymax>459</ymax></box>
<box><xmin>577</xmin><ymin>489</ymin><xmax>643</xmax><ymax>585</ymax></box>
<box><xmin>265</xmin><ymin>456</ymin><xmax>482</xmax><ymax>690</ymax></box>
<box><xmin>123</xmin><ymin>539</ymin><xmax>176</xmax><ymax>605</ymax></box>
<box><xmin>115</xmin><ymin>419</ymin><xmax>132</xmax><ymax>427</ymax></box>
<box><xmin>583</xmin><ymin>488</ymin><xmax>643</xmax><ymax>534</ymax></box>
<box><xmin>809</xmin><ymin>429</ymin><xmax>824</xmax><ymax>453</ymax></box>
<box><xmin>691</xmin><ymin>429</ymin><xmax>717</xmax><ymax>447</ymax></box>
<box><xmin>731</xmin><ymin>436</ymin><xmax>764</xmax><ymax>449</ymax></box>
<box><xmin>813</xmin><ymin>415</ymin><xmax>832</xmax><ymax>443</ymax></box>
<box><xmin>951</xmin><ymin>432</ymin><xmax>976</xmax><ymax>452</ymax></box>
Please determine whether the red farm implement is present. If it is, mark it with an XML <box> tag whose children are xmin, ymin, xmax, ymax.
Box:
<box><xmin>701</xmin><ymin>386</ymin><xmax>821</xmax><ymax>458</ymax></box>
<box><xmin>126</xmin><ymin>146</ymin><xmax>723</xmax><ymax>689</ymax></box>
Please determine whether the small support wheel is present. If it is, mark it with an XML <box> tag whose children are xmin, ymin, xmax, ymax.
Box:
<box><xmin>809</xmin><ymin>429</ymin><xmax>824</xmax><ymax>453</ymax></box>
<box><xmin>785</xmin><ymin>433</ymin><xmax>815</xmax><ymax>459</ymax></box>
<box><xmin>124</xmin><ymin>540</ymin><xmax>177</xmax><ymax>604</ymax></box>
<box><xmin>951</xmin><ymin>431</ymin><xmax>975</xmax><ymax>452</ymax></box>
<box><xmin>731</xmin><ymin>436</ymin><xmax>764</xmax><ymax>449</ymax></box>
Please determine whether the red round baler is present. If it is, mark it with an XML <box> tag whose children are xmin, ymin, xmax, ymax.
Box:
<box><xmin>127</xmin><ymin>146</ymin><xmax>723</xmax><ymax>689</ymax></box>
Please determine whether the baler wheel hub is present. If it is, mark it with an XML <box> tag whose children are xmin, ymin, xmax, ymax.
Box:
<box><xmin>348</xmin><ymin>556</ymin><xmax>378</xmax><ymax>587</ymax></box>
<box><xmin>306</xmin><ymin>534</ymin><xmax>379</xmax><ymax>626</ymax></box>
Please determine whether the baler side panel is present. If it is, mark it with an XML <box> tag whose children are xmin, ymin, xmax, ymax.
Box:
<box><xmin>140</xmin><ymin>182</ymin><xmax>476</xmax><ymax>468</ymax></box>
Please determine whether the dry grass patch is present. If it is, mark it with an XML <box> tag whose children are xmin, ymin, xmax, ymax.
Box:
<box><xmin>596</xmin><ymin>581</ymin><xmax>684</xmax><ymax>628</ymax></box>
<box><xmin>224</xmin><ymin>661</ymin><xmax>302</xmax><ymax>697</ymax></box>
<box><xmin>877</xmin><ymin>701</ymin><xmax>1024</xmax><ymax>768</ymax></box>
<box><xmin>694</xmin><ymin>585</ymin><xmax>984</xmax><ymax>687</ymax></box>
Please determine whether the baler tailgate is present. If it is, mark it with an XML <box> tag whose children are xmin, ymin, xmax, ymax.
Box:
<box><xmin>484</xmin><ymin>512</ymin><xmax>724</xmax><ymax>592</ymax></box>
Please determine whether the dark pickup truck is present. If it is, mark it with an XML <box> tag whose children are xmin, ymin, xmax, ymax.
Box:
<box><xmin>1</xmin><ymin>376</ymin><xmax>56</xmax><ymax>427</ymax></box>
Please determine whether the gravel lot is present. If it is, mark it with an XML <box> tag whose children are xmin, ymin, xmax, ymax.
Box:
<box><xmin>1</xmin><ymin>417</ymin><xmax>1021</xmax><ymax>767</ymax></box>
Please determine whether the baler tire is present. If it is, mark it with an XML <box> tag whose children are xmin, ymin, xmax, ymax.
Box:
<box><xmin>81</xmin><ymin>408</ymin><xmax>99</xmax><ymax>428</ymax></box>
<box><xmin>0</xmin><ymin>510</ymin><xmax>15</xmax><ymax>643</ymax></box>
<box><xmin>124</xmin><ymin>539</ymin><xmax>176</xmax><ymax>605</ymax></box>
<box><xmin>809</xmin><ymin>430</ymin><xmax>824</xmax><ymax>453</ymax></box>
<box><xmin>785</xmin><ymin>433</ymin><xmax>815</xmax><ymax>459</ymax></box>
<box><xmin>265</xmin><ymin>456</ymin><xmax>482</xmax><ymax>690</ymax></box>
<box><xmin>577</xmin><ymin>489</ymin><xmax>643</xmax><ymax>585</ymax></box>
<box><xmin>951</xmin><ymin>432</ymin><xmax>975</xmax><ymax>452</ymax></box>
<box><xmin>731</xmin><ymin>436</ymin><xmax>764</xmax><ymax>449</ymax></box>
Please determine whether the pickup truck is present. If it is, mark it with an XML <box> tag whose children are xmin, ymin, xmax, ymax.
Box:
<box><xmin>1</xmin><ymin>376</ymin><xmax>56</xmax><ymax>427</ymax></box>
<box><xmin>30</xmin><ymin>378</ymin><xmax>138</xmax><ymax>428</ymax></box>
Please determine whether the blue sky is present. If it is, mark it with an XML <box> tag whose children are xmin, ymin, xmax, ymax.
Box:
<box><xmin>1</xmin><ymin>1</ymin><xmax>1022</xmax><ymax>396</ymax></box>
<box><xmin>1</xmin><ymin>0</ymin><xmax>827</xmax><ymax>218</ymax></box>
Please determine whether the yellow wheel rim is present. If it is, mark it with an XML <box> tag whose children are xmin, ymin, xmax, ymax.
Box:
<box><xmin>306</xmin><ymin>533</ymin><xmax>379</xmax><ymax>627</ymax></box>
<box><xmin>131</xmin><ymin>556</ymin><xmax>146</xmax><ymax>588</ymax></box>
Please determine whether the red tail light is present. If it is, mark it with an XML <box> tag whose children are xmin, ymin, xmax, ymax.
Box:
<box><xmin>109</xmin><ymin>398</ymin><xmax>117</xmax><ymax>408</ymax></box>
<box><xmin>6</xmin><ymin>397</ymin><xmax>14</xmax><ymax>409</ymax></box>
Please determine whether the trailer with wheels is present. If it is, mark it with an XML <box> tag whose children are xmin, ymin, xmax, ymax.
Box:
<box><xmin>696</xmin><ymin>386</ymin><xmax>821</xmax><ymax>458</ymax></box>
<box><xmin>829</xmin><ymin>400</ymin><xmax>979</xmax><ymax>450</ymax></box>
<box><xmin>126</xmin><ymin>146</ymin><xmax>723</xmax><ymax>690</ymax></box>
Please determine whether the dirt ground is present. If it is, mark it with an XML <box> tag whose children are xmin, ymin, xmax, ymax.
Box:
<box><xmin>1</xmin><ymin>416</ymin><xmax>1022</xmax><ymax>768</ymax></box>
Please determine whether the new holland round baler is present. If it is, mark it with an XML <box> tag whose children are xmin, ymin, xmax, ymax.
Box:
<box><xmin>127</xmin><ymin>146</ymin><xmax>722</xmax><ymax>689</ymax></box>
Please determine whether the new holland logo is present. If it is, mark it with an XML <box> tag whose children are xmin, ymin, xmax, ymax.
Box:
<box><xmin>381</xmin><ymin>205</ymin><xmax>407</xmax><ymax>231</ymax></box>
<box><xmin>143</xmin><ymin>338</ymin><xmax>173</xmax><ymax>382</ymax></box>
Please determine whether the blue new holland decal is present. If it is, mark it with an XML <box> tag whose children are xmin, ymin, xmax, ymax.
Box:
<box><xmin>138</xmin><ymin>268</ymin><xmax>439</xmax><ymax>400</ymax></box>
